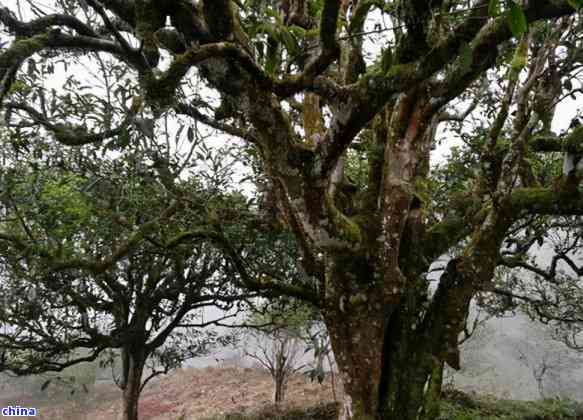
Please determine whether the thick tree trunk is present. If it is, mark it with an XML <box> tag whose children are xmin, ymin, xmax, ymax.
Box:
<box><xmin>322</xmin><ymin>249</ymin><xmax>501</xmax><ymax>420</ymax></box>
<box><xmin>326</xmin><ymin>306</ymin><xmax>446</xmax><ymax>420</ymax></box>
<box><xmin>325</xmin><ymin>310</ymin><xmax>383</xmax><ymax>420</ymax></box>
<box><xmin>323</xmin><ymin>258</ymin><xmax>455</xmax><ymax>420</ymax></box>
<box><xmin>120</xmin><ymin>346</ymin><xmax>146</xmax><ymax>420</ymax></box>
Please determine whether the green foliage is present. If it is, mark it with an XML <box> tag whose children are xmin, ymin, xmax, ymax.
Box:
<box><xmin>7</xmin><ymin>80</ymin><xmax>32</xmax><ymax>96</ymax></box>
<box><xmin>344</xmin><ymin>147</ymin><xmax>370</xmax><ymax>190</ymax></box>
<box><xmin>458</xmin><ymin>43</ymin><xmax>474</xmax><ymax>76</ymax></box>
<box><xmin>243</xmin><ymin>3</ymin><xmax>309</xmax><ymax>74</ymax></box>
<box><xmin>247</xmin><ymin>299</ymin><xmax>315</xmax><ymax>337</ymax></box>
<box><xmin>488</xmin><ymin>0</ymin><xmax>529</xmax><ymax>36</ymax></box>
<box><xmin>508</xmin><ymin>1</ymin><xmax>527</xmax><ymax>38</ymax></box>
<box><xmin>488</xmin><ymin>0</ymin><xmax>501</xmax><ymax>17</ymax></box>
<box><xmin>438</xmin><ymin>391</ymin><xmax>583</xmax><ymax>420</ymax></box>
<box><xmin>308</xmin><ymin>0</ymin><xmax>325</xmax><ymax>16</ymax></box>
<box><xmin>37</xmin><ymin>174</ymin><xmax>94</xmax><ymax>240</ymax></box>
<box><xmin>510</xmin><ymin>36</ymin><xmax>528</xmax><ymax>73</ymax></box>
<box><xmin>429</xmin><ymin>145</ymin><xmax>481</xmax><ymax>214</ymax></box>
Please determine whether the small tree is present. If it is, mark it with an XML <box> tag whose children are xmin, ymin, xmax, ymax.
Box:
<box><xmin>511</xmin><ymin>321</ymin><xmax>583</xmax><ymax>399</ymax></box>
<box><xmin>241</xmin><ymin>296</ymin><xmax>339</xmax><ymax>403</ymax></box>
<box><xmin>247</xmin><ymin>326</ymin><xmax>304</xmax><ymax>404</ymax></box>
<box><xmin>242</xmin><ymin>300</ymin><xmax>315</xmax><ymax>404</ymax></box>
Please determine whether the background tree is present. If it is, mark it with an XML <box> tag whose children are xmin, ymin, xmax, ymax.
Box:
<box><xmin>0</xmin><ymin>127</ymin><xmax>248</xmax><ymax>420</ymax></box>
<box><xmin>242</xmin><ymin>298</ymin><xmax>335</xmax><ymax>405</ymax></box>
<box><xmin>244</xmin><ymin>310</ymin><xmax>306</xmax><ymax>405</ymax></box>
<box><xmin>2</xmin><ymin>1</ymin><xmax>583</xmax><ymax>419</ymax></box>
<box><xmin>482</xmin><ymin>214</ymin><xmax>583</xmax><ymax>353</ymax></box>
<box><xmin>512</xmin><ymin>322</ymin><xmax>582</xmax><ymax>399</ymax></box>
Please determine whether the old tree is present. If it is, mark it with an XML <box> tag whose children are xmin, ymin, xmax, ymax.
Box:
<box><xmin>2</xmin><ymin>0</ymin><xmax>583</xmax><ymax>418</ymax></box>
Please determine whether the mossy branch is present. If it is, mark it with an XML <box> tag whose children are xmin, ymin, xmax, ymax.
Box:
<box><xmin>324</xmin><ymin>193</ymin><xmax>362</xmax><ymax>245</ymax></box>
<box><xmin>0</xmin><ymin>7</ymin><xmax>98</xmax><ymax>37</ymax></box>
<box><xmin>0</xmin><ymin>30</ymin><xmax>147</xmax><ymax>102</ymax></box>
<box><xmin>5</xmin><ymin>102</ymin><xmax>133</xmax><ymax>146</ymax></box>
<box><xmin>529</xmin><ymin>125</ymin><xmax>583</xmax><ymax>154</ymax></box>
<box><xmin>142</xmin><ymin>41</ymin><xmax>275</xmax><ymax>107</ymax></box>
<box><xmin>423</xmin><ymin>216</ymin><xmax>473</xmax><ymax>263</ymax></box>
<box><xmin>319</xmin><ymin>0</ymin><xmax>341</xmax><ymax>53</ymax></box>
<box><xmin>509</xmin><ymin>187</ymin><xmax>583</xmax><ymax>215</ymax></box>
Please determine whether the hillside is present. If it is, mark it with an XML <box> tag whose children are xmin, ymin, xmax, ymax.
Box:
<box><xmin>0</xmin><ymin>367</ymin><xmax>336</xmax><ymax>420</ymax></box>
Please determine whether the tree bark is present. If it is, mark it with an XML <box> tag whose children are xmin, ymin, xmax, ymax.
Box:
<box><xmin>273</xmin><ymin>373</ymin><xmax>287</xmax><ymax>404</ymax></box>
<box><xmin>325</xmin><ymin>307</ymin><xmax>384</xmax><ymax>420</ymax></box>
<box><xmin>323</xmin><ymin>256</ymin><xmax>474</xmax><ymax>420</ymax></box>
<box><xmin>326</xmin><ymin>303</ymin><xmax>442</xmax><ymax>420</ymax></box>
<box><xmin>120</xmin><ymin>346</ymin><xmax>146</xmax><ymax>420</ymax></box>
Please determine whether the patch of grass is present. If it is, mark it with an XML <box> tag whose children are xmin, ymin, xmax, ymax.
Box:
<box><xmin>200</xmin><ymin>391</ymin><xmax>583</xmax><ymax>420</ymax></box>
<box><xmin>439</xmin><ymin>389</ymin><xmax>583</xmax><ymax>420</ymax></box>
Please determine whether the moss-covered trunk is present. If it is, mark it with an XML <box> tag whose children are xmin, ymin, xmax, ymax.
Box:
<box><xmin>325</xmin><ymin>302</ymin><xmax>443</xmax><ymax>420</ymax></box>
<box><xmin>323</xmin><ymin>257</ymin><xmax>445</xmax><ymax>420</ymax></box>
<box><xmin>325</xmin><ymin>306</ymin><xmax>384</xmax><ymax>420</ymax></box>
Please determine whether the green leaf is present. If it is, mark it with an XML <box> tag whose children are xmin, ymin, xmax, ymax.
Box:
<box><xmin>279</xmin><ymin>29</ymin><xmax>299</xmax><ymax>56</ymax></box>
<box><xmin>508</xmin><ymin>2</ymin><xmax>527</xmax><ymax>38</ymax></box>
<box><xmin>510</xmin><ymin>36</ymin><xmax>528</xmax><ymax>73</ymax></box>
<box><xmin>488</xmin><ymin>0</ymin><xmax>501</xmax><ymax>17</ymax></box>
<box><xmin>567</xmin><ymin>0</ymin><xmax>583</xmax><ymax>9</ymax></box>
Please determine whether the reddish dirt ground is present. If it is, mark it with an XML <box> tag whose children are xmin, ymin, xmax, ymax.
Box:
<box><xmin>0</xmin><ymin>367</ymin><xmax>338</xmax><ymax>419</ymax></box>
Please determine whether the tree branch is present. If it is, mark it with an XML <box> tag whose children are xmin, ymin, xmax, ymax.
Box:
<box><xmin>530</xmin><ymin>126</ymin><xmax>583</xmax><ymax>154</ymax></box>
<box><xmin>0</xmin><ymin>31</ymin><xmax>147</xmax><ymax>100</ymax></box>
<box><xmin>84</xmin><ymin>0</ymin><xmax>134</xmax><ymax>55</ymax></box>
<box><xmin>0</xmin><ymin>7</ymin><xmax>98</xmax><ymax>37</ymax></box>
<box><xmin>510</xmin><ymin>188</ymin><xmax>583</xmax><ymax>216</ymax></box>
<box><xmin>174</xmin><ymin>102</ymin><xmax>258</xmax><ymax>144</ymax></box>
<box><xmin>5</xmin><ymin>102</ymin><xmax>132</xmax><ymax>146</ymax></box>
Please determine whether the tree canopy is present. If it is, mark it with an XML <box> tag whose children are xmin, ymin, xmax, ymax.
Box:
<box><xmin>0</xmin><ymin>125</ymin><xmax>251</xmax><ymax>419</ymax></box>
